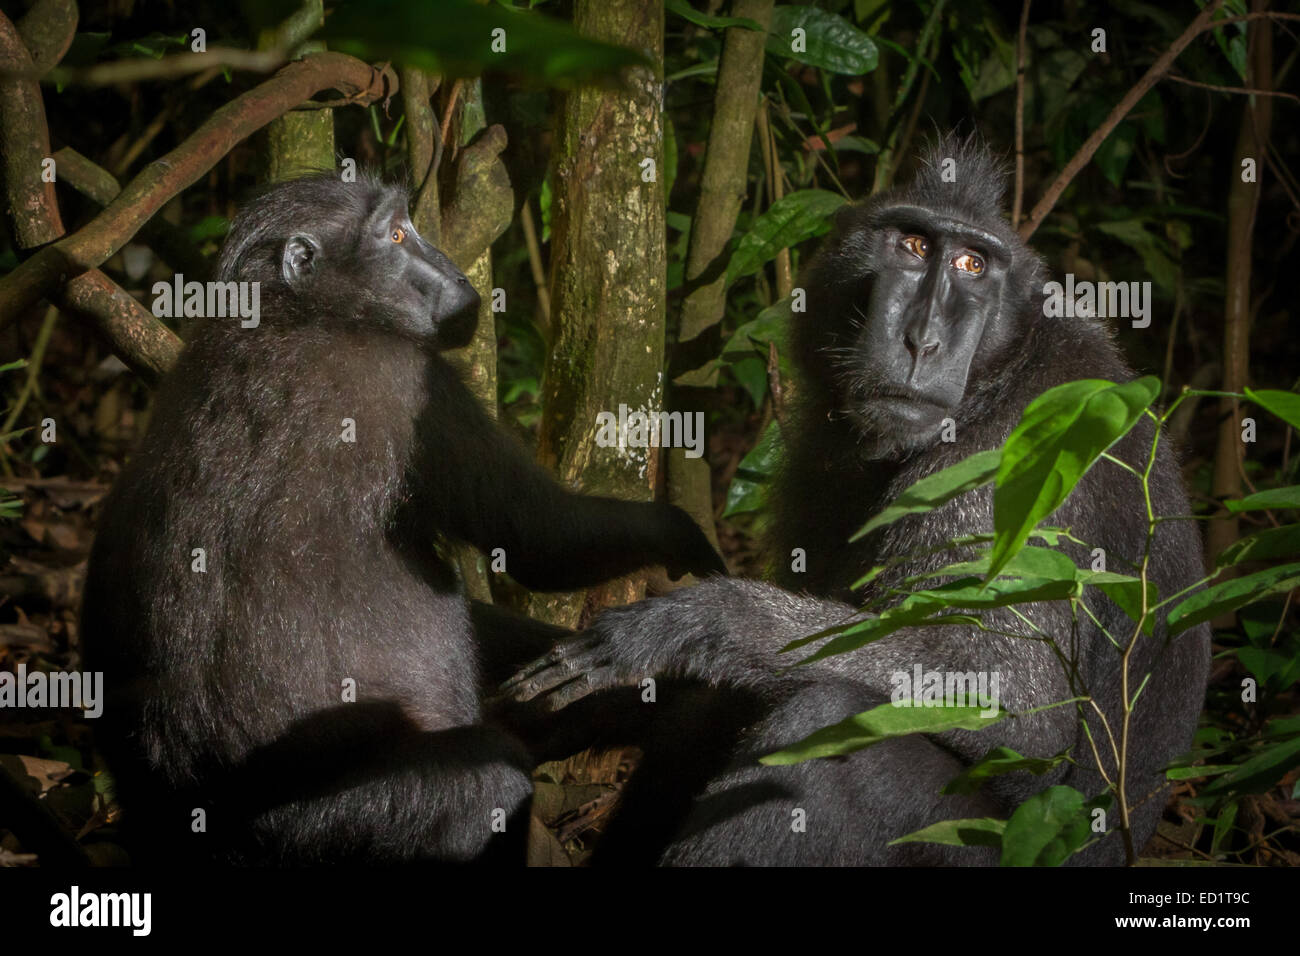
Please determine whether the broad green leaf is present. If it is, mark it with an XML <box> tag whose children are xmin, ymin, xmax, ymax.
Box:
<box><xmin>1093</xmin><ymin>576</ymin><xmax>1158</xmax><ymax>635</ymax></box>
<box><xmin>852</xmin><ymin>449</ymin><xmax>1000</xmax><ymax>540</ymax></box>
<box><xmin>728</xmin><ymin>357</ymin><xmax>769</xmax><ymax>410</ymax></box>
<box><xmin>722</xmin><ymin>420</ymin><xmax>784</xmax><ymax>518</ymax></box>
<box><xmin>323</xmin><ymin>0</ymin><xmax>646</xmax><ymax>86</ymax></box>
<box><xmin>1200</xmin><ymin>736</ymin><xmax>1300</xmax><ymax>798</ymax></box>
<box><xmin>1245</xmin><ymin>387</ymin><xmax>1300</xmax><ymax>431</ymax></box>
<box><xmin>889</xmin><ymin>818</ymin><xmax>1005</xmax><ymax>848</ymax></box>
<box><xmin>725</xmin><ymin>190</ymin><xmax>846</xmax><ymax>283</ymax></box>
<box><xmin>1166</xmin><ymin>562</ymin><xmax>1300</xmax><ymax>636</ymax></box>
<box><xmin>969</xmin><ymin>40</ymin><xmax>1016</xmax><ymax>102</ymax></box>
<box><xmin>720</xmin><ymin>302</ymin><xmax>790</xmax><ymax>363</ymax></box>
<box><xmin>1224</xmin><ymin>486</ymin><xmax>1300</xmax><ymax>512</ymax></box>
<box><xmin>766</xmin><ymin>6</ymin><xmax>878</xmax><ymax>75</ymax></box>
<box><xmin>760</xmin><ymin>702</ymin><xmax>1002</xmax><ymax>765</ymax></box>
<box><xmin>187</xmin><ymin>215</ymin><xmax>229</xmax><ymax>243</ymax></box>
<box><xmin>923</xmin><ymin>544</ymin><xmax>1079</xmax><ymax>582</ymax></box>
<box><xmin>1263</xmin><ymin>714</ymin><xmax>1300</xmax><ymax>738</ymax></box>
<box><xmin>1236</xmin><ymin>647</ymin><xmax>1300</xmax><ymax>688</ymax></box>
<box><xmin>942</xmin><ymin>746</ymin><xmax>1069</xmax><ymax>796</ymax></box>
<box><xmin>796</xmin><ymin>576</ymin><xmax>1077</xmax><ymax>665</ymax></box>
<box><xmin>1165</xmin><ymin>765</ymin><xmax>1237</xmax><ymax>781</ymax></box>
<box><xmin>664</xmin><ymin>0</ymin><xmax>765</xmax><ymax>32</ymax></box>
<box><xmin>991</xmin><ymin>378</ymin><xmax>1159</xmax><ymax>579</ymax></box>
<box><xmin>1215</xmin><ymin>523</ymin><xmax>1300</xmax><ymax>568</ymax></box>
<box><xmin>999</xmin><ymin>786</ymin><xmax>1107</xmax><ymax>867</ymax></box>
<box><xmin>1095</xmin><ymin>219</ymin><xmax>1177</xmax><ymax>294</ymax></box>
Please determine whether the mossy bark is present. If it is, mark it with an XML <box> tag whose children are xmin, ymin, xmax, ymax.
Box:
<box><xmin>528</xmin><ymin>0</ymin><xmax>666</xmax><ymax>627</ymax></box>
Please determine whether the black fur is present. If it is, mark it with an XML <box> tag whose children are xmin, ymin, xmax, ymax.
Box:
<box><xmin>81</xmin><ymin>174</ymin><xmax>724</xmax><ymax>864</ymax></box>
<box><xmin>507</xmin><ymin>139</ymin><xmax>1211</xmax><ymax>866</ymax></box>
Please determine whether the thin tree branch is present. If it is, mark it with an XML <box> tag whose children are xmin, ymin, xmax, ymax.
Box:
<box><xmin>1166</xmin><ymin>72</ymin><xmax>1300</xmax><ymax>104</ymax></box>
<box><xmin>1020</xmin><ymin>0</ymin><xmax>1225</xmax><ymax>239</ymax></box>
<box><xmin>39</xmin><ymin>47</ymin><xmax>289</xmax><ymax>86</ymax></box>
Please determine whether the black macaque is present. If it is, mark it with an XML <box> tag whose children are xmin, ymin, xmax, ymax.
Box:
<box><xmin>81</xmin><ymin>173</ymin><xmax>724</xmax><ymax>865</ymax></box>
<box><xmin>505</xmin><ymin>138</ymin><xmax>1212</xmax><ymax>866</ymax></box>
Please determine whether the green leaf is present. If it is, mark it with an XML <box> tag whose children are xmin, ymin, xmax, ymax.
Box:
<box><xmin>999</xmin><ymin>786</ymin><xmax>1106</xmax><ymax>867</ymax></box>
<box><xmin>187</xmin><ymin>215</ymin><xmax>229</xmax><ymax>244</ymax></box>
<box><xmin>1215</xmin><ymin>524</ymin><xmax>1300</xmax><ymax>568</ymax></box>
<box><xmin>889</xmin><ymin>818</ymin><xmax>1005</xmax><ymax>848</ymax></box>
<box><xmin>1166</xmin><ymin>562</ymin><xmax>1300</xmax><ymax>636</ymax></box>
<box><xmin>665</xmin><ymin>0</ymin><xmax>765</xmax><ymax>32</ymax></box>
<box><xmin>1262</xmin><ymin>715</ymin><xmax>1300</xmax><ymax>739</ymax></box>
<box><xmin>1093</xmin><ymin>123</ymin><xmax>1137</xmax><ymax>188</ymax></box>
<box><xmin>1210</xmin><ymin>801</ymin><xmax>1238</xmax><ymax>855</ymax></box>
<box><xmin>1224</xmin><ymin>486</ymin><xmax>1300</xmax><ymax>512</ymax></box>
<box><xmin>1245</xmin><ymin>387</ymin><xmax>1300</xmax><ymax>432</ymax></box>
<box><xmin>1200</xmin><ymin>736</ymin><xmax>1300</xmax><ymax>798</ymax></box>
<box><xmin>942</xmin><ymin>746</ymin><xmax>1069</xmax><ymax>796</ymax></box>
<box><xmin>991</xmin><ymin>377</ymin><xmax>1159</xmax><ymax>579</ymax></box>
<box><xmin>852</xmin><ymin>449</ymin><xmax>1000</xmax><ymax>541</ymax></box>
<box><xmin>1235</xmin><ymin>647</ymin><xmax>1300</xmax><ymax>688</ymax></box>
<box><xmin>1095</xmin><ymin>219</ymin><xmax>1177</xmax><ymax>293</ymax></box>
<box><xmin>797</xmin><ymin>576</ymin><xmax>1076</xmax><ymax>665</ymax></box>
<box><xmin>722</xmin><ymin>420</ymin><xmax>784</xmax><ymax>518</ymax></box>
<box><xmin>1165</xmin><ymin>764</ymin><xmax>1237</xmax><ymax>781</ymax></box>
<box><xmin>728</xmin><ymin>356</ymin><xmax>769</xmax><ymax>410</ymax></box>
<box><xmin>760</xmin><ymin>702</ymin><xmax>1003</xmax><ymax>765</ymax></box>
<box><xmin>725</xmin><ymin>190</ymin><xmax>846</xmax><ymax>283</ymax></box>
<box><xmin>721</xmin><ymin>302</ymin><xmax>790</xmax><ymax>363</ymax></box>
<box><xmin>923</xmin><ymin>544</ymin><xmax>1079</xmax><ymax>582</ymax></box>
<box><xmin>322</xmin><ymin>0</ymin><xmax>646</xmax><ymax>87</ymax></box>
<box><xmin>1093</xmin><ymin>576</ymin><xmax>1158</xmax><ymax>635</ymax></box>
<box><xmin>766</xmin><ymin>6</ymin><xmax>878</xmax><ymax>75</ymax></box>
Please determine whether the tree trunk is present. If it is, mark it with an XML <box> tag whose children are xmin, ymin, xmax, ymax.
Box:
<box><xmin>1206</xmin><ymin>0</ymin><xmax>1273</xmax><ymax>600</ymax></box>
<box><xmin>668</xmin><ymin>0</ymin><xmax>773</xmax><ymax>557</ymax></box>
<box><xmin>256</xmin><ymin>2</ymin><xmax>334</xmax><ymax>182</ymax></box>
<box><xmin>529</xmin><ymin>0</ymin><xmax>666</xmax><ymax>627</ymax></box>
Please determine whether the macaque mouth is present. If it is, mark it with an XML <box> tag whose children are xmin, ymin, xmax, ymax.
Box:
<box><xmin>868</xmin><ymin>384</ymin><xmax>947</xmax><ymax>408</ymax></box>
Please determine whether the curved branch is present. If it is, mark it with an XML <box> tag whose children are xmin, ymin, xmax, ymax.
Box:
<box><xmin>0</xmin><ymin>52</ymin><xmax>397</xmax><ymax>327</ymax></box>
<box><xmin>57</xmin><ymin>273</ymin><xmax>182</xmax><ymax>386</ymax></box>
<box><xmin>53</xmin><ymin>147</ymin><xmax>209</xmax><ymax>278</ymax></box>
<box><xmin>0</xmin><ymin>11</ymin><xmax>63</xmax><ymax>247</ymax></box>
<box><xmin>16</xmin><ymin>0</ymin><xmax>77</xmax><ymax>77</ymax></box>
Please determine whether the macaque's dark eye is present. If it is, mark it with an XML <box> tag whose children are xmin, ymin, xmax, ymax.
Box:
<box><xmin>954</xmin><ymin>252</ymin><xmax>985</xmax><ymax>275</ymax></box>
<box><xmin>900</xmin><ymin>234</ymin><xmax>929</xmax><ymax>259</ymax></box>
<box><xmin>391</xmin><ymin>227</ymin><xmax>406</xmax><ymax>243</ymax></box>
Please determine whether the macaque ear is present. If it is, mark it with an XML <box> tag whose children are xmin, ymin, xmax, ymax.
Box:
<box><xmin>281</xmin><ymin>235</ymin><xmax>320</xmax><ymax>286</ymax></box>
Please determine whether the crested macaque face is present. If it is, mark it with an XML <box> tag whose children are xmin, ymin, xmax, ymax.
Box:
<box><xmin>217</xmin><ymin>177</ymin><xmax>480</xmax><ymax>348</ymax></box>
<box><xmin>839</xmin><ymin>204</ymin><xmax>1018</xmax><ymax>452</ymax></box>
<box><xmin>804</xmin><ymin>187</ymin><xmax>1039</xmax><ymax>461</ymax></box>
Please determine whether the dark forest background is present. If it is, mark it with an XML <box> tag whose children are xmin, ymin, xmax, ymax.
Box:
<box><xmin>0</xmin><ymin>0</ymin><xmax>1296</xmax><ymax>867</ymax></box>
